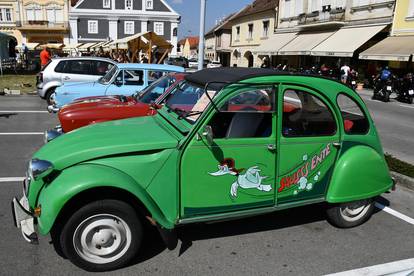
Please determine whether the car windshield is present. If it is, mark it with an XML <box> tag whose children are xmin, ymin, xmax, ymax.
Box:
<box><xmin>137</xmin><ymin>75</ymin><xmax>173</xmax><ymax>104</ymax></box>
<box><xmin>99</xmin><ymin>65</ymin><xmax>118</xmax><ymax>84</ymax></box>
<box><xmin>165</xmin><ymin>81</ymin><xmax>217</xmax><ymax>124</ymax></box>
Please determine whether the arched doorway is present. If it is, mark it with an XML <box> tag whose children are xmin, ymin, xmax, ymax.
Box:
<box><xmin>244</xmin><ymin>51</ymin><xmax>254</xmax><ymax>68</ymax></box>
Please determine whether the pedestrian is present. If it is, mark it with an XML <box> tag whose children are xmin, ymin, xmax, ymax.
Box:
<box><xmin>141</xmin><ymin>54</ymin><xmax>148</xmax><ymax>64</ymax></box>
<box><xmin>340</xmin><ymin>64</ymin><xmax>351</xmax><ymax>84</ymax></box>
<box><xmin>40</xmin><ymin>46</ymin><xmax>51</xmax><ymax>69</ymax></box>
<box><xmin>261</xmin><ymin>57</ymin><xmax>270</xmax><ymax>69</ymax></box>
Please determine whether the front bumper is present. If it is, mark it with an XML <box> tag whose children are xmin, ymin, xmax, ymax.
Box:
<box><xmin>11</xmin><ymin>195</ymin><xmax>38</xmax><ymax>244</ymax></box>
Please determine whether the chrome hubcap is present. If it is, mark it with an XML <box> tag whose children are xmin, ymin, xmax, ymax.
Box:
<box><xmin>340</xmin><ymin>202</ymin><xmax>370</xmax><ymax>222</ymax></box>
<box><xmin>73</xmin><ymin>214</ymin><xmax>131</xmax><ymax>264</ymax></box>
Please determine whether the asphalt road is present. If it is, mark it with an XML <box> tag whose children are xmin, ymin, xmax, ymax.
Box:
<box><xmin>0</xmin><ymin>95</ymin><xmax>413</xmax><ymax>275</ymax></box>
<box><xmin>357</xmin><ymin>89</ymin><xmax>414</xmax><ymax>164</ymax></box>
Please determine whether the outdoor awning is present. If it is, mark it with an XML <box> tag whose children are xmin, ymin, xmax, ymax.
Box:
<box><xmin>78</xmin><ymin>42</ymin><xmax>98</xmax><ymax>50</ymax></box>
<box><xmin>40</xmin><ymin>43</ymin><xmax>64</xmax><ymax>49</ymax></box>
<box><xmin>359</xmin><ymin>36</ymin><xmax>414</xmax><ymax>61</ymax></box>
<box><xmin>278</xmin><ymin>30</ymin><xmax>336</xmax><ymax>55</ymax></box>
<box><xmin>110</xmin><ymin>31</ymin><xmax>172</xmax><ymax>51</ymax></box>
<box><xmin>311</xmin><ymin>25</ymin><xmax>387</xmax><ymax>57</ymax></box>
<box><xmin>16</xmin><ymin>42</ymin><xmax>39</xmax><ymax>50</ymax></box>
<box><xmin>253</xmin><ymin>32</ymin><xmax>297</xmax><ymax>55</ymax></box>
<box><xmin>62</xmin><ymin>43</ymin><xmax>84</xmax><ymax>52</ymax></box>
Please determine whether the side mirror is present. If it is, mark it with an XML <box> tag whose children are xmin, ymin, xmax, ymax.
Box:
<box><xmin>201</xmin><ymin>125</ymin><xmax>214</xmax><ymax>145</ymax></box>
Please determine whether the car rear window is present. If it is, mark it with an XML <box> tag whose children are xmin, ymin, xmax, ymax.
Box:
<box><xmin>337</xmin><ymin>93</ymin><xmax>369</xmax><ymax>135</ymax></box>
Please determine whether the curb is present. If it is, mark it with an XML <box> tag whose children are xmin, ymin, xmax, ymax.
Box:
<box><xmin>391</xmin><ymin>171</ymin><xmax>414</xmax><ymax>191</ymax></box>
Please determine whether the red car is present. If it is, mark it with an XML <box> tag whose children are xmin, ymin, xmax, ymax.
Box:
<box><xmin>45</xmin><ymin>73</ymin><xmax>187</xmax><ymax>141</ymax></box>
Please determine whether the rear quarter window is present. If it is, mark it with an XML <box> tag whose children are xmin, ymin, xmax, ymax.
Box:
<box><xmin>54</xmin><ymin>61</ymin><xmax>66</xmax><ymax>73</ymax></box>
<box><xmin>337</xmin><ymin>93</ymin><xmax>369</xmax><ymax>134</ymax></box>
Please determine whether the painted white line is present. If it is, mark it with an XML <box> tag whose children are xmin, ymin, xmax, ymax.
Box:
<box><xmin>375</xmin><ymin>202</ymin><xmax>414</xmax><ymax>225</ymax></box>
<box><xmin>0</xmin><ymin>110</ymin><xmax>48</xmax><ymax>113</ymax></box>
<box><xmin>398</xmin><ymin>104</ymin><xmax>414</xmax><ymax>109</ymax></box>
<box><xmin>0</xmin><ymin>177</ymin><xmax>25</xmax><ymax>182</ymax></box>
<box><xmin>0</xmin><ymin>132</ymin><xmax>43</xmax><ymax>135</ymax></box>
<box><xmin>326</xmin><ymin>258</ymin><xmax>414</xmax><ymax>276</ymax></box>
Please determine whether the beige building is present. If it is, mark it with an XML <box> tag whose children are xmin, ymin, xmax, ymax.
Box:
<box><xmin>181</xmin><ymin>36</ymin><xmax>199</xmax><ymax>59</ymax></box>
<box><xmin>230</xmin><ymin>0</ymin><xmax>278</xmax><ymax>67</ymax></box>
<box><xmin>16</xmin><ymin>0</ymin><xmax>70</xmax><ymax>45</ymax></box>
<box><xmin>204</xmin><ymin>14</ymin><xmax>234</xmax><ymax>66</ymax></box>
<box><xmin>266</xmin><ymin>0</ymin><xmax>395</xmax><ymax>68</ymax></box>
<box><xmin>0</xmin><ymin>0</ymin><xmax>23</xmax><ymax>44</ymax></box>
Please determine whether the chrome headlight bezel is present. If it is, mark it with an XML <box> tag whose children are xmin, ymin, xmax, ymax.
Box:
<box><xmin>44</xmin><ymin>129</ymin><xmax>63</xmax><ymax>143</ymax></box>
<box><xmin>28</xmin><ymin>159</ymin><xmax>54</xmax><ymax>181</ymax></box>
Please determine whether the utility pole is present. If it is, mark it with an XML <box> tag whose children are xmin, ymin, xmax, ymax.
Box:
<box><xmin>198</xmin><ymin>0</ymin><xmax>206</xmax><ymax>70</ymax></box>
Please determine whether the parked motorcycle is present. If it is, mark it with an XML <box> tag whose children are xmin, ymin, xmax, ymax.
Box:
<box><xmin>372</xmin><ymin>77</ymin><xmax>394</xmax><ymax>102</ymax></box>
<box><xmin>396</xmin><ymin>73</ymin><xmax>414</xmax><ymax>104</ymax></box>
<box><xmin>347</xmin><ymin>70</ymin><xmax>358</xmax><ymax>91</ymax></box>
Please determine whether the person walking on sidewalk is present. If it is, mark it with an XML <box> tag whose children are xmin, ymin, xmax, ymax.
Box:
<box><xmin>340</xmin><ymin>64</ymin><xmax>351</xmax><ymax>84</ymax></box>
<box><xmin>40</xmin><ymin>46</ymin><xmax>51</xmax><ymax>69</ymax></box>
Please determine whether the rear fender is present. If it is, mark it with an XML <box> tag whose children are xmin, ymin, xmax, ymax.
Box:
<box><xmin>36</xmin><ymin>163</ymin><xmax>172</xmax><ymax>235</ymax></box>
<box><xmin>326</xmin><ymin>145</ymin><xmax>393</xmax><ymax>203</ymax></box>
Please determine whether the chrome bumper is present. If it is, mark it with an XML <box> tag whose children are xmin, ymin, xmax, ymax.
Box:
<box><xmin>11</xmin><ymin>196</ymin><xmax>38</xmax><ymax>244</ymax></box>
<box><xmin>44</xmin><ymin>128</ymin><xmax>63</xmax><ymax>143</ymax></box>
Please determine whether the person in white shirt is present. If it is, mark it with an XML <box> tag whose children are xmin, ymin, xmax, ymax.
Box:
<box><xmin>340</xmin><ymin>64</ymin><xmax>351</xmax><ymax>84</ymax></box>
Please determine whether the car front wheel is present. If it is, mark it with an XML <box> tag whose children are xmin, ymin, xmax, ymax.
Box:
<box><xmin>326</xmin><ymin>199</ymin><xmax>374</xmax><ymax>228</ymax></box>
<box><xmin>59</xmin><ymin>199</ymin><xmax>143</xmax><ymax>272</ymax></box>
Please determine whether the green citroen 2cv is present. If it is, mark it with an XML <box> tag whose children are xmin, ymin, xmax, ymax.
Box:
<box><xmin>12</xmin><ymin>68</ymin><xmax>393</xmax><ymax>271</ymax></box>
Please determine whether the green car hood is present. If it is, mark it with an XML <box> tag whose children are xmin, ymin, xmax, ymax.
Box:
<box><xmin>34</xmin><ymin>116</ymin><xmax>178</xmax><ymax>169</ymax></box>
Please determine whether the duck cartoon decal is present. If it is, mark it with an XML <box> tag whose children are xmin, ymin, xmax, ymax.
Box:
<box><xmin>209</xmin><ymin>158</ymin><xmax>272</xmax><ymax>198</ymax></box>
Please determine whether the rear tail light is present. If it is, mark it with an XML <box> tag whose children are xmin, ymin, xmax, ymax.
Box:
<box><xmin>39</xmin><ymin>73</ymin><xmax>43</xmax><ymax>83</ymax></box>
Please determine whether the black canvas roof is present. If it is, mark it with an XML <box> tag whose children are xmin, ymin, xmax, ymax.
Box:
<box><xmin>184</xmin><ymin>67</ymin><xmax>280</xmax><ymax>90</ymax></box>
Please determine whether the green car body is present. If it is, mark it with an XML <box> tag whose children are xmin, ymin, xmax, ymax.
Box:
<box><xmin>14</xmin><ymin>68</ymin><xmax>393</xmax><ymax>271</ymax></box>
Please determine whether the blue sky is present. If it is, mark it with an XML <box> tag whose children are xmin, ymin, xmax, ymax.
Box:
<box><xmin>165</xmin><ymin>0</ymin><xmax>252</xmax><ymax>39</ymax></box>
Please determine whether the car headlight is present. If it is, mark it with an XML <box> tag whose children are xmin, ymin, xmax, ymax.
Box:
<box><xmin>29</xmin><ymin>159</ymin><xmax>54</xmax><ymax>180</ymax></box>
<box><xmin>44</xmin><ymin>129</ymin><xmax>63</xmax><ymax>143</ymax></box>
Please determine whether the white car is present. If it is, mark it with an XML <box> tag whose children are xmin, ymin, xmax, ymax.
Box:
<box><xmin>207</xmin><ymin>61</ymin><xmax>222</xmax><ymax>68</ymax></box>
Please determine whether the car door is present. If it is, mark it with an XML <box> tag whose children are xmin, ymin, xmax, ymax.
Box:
<box><xmin>180</xmin><ymin>85</ymin><xmax>277</xmax><ymax>218</ymax></box>
<box><xmin>277</xmin><ymin>85</ymin><xmax>340</xmax><ymax>204</ymax></box>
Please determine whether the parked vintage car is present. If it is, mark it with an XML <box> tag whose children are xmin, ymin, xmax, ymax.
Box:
<box><xmin>48</xmin><ymin>63</ymin><xmax>185</xmax><ymax>112</ymax></box>
<box><xmin>37</xmin><ymin>57</ymin><xmax>116</xmax><ymax>104</ymax></box>
<box><xmin>12</xmin><ymin>68</ymin><xmax>393</xmax><ymax>272</ymax></box>
<box><xmin>45</xmin><ymin>73</ymin><xmax>186</xmax><ymax>138</ymax></box>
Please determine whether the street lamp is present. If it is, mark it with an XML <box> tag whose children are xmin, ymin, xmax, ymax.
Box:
<box><xmin>198</xmin><ymin>0</ymin><xmax>206</xmax><ymax>70</ymax></box>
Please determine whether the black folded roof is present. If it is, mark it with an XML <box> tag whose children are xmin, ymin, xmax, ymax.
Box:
<box><xmin>184</xmin><ymin>68</ymin><xmax>281</xmax><ymax>90</ymax></box>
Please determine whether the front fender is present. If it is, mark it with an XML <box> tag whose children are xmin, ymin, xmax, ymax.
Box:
<box><xmin>36</xmin><ymin>163</ymin><xmax>173</xmax><ymax>235</ymax></box>
<box><xmin>326</xmin><ymin>145</ymin><xmax>393</xmax><ymax>203</ymax></box>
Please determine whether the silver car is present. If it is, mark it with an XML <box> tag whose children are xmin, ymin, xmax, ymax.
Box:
<box><xmin>36</xmin><ymin>57</ymin><xmax>116</xmax><ymax>104</ymax></box>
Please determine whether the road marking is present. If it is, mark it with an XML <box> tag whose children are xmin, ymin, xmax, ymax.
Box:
<box><xmin>327</xmin><ymin>258</ymin><xmax>414</xmax><ymax>276</ymax></box>
<box><xmin>0</xmin><ymin>177</ymin><xmax>25</xmax><ymax>182</ymax></box>
<box><xmin>0</xmin><ymin>132</ymin><xmax>43</xmax><ymax>135</ymax></box>
<box><xmin>0</xmin><ymin>110</ymin><xmax>48</xmax><ymax>113</ymax></box>
<box><xmin>375</xmin><ymin>202</ymin><xmax>414</xmax><ymax>225</ymax></box>
<box><xmin>398</xmin><ymin>104</ymin><xmax>414</xmax><ymax>109</ymax></box>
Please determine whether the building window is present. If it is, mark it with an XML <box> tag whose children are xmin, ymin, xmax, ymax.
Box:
<box><xmin>103</xmin><ymin>0</ymin><xmax>110</xmax><ymax>8</ymax></box>
<box><xmin>88</xmin><ymin>20</ymin><xmax>98</xmax><ymax>34</ymax></box>
<box><xmin>236</xmin><ymin>26</ymin><xmax>240</xmax><ymax>40</ymax></box>
<box><xmin>125</xmin><ymin>0</ymin><xmax>132</xmax><ymax>10</ymax></box>
<box><xmin>46</xmin><ymin>5</ymin><xmax>63</xmax><ymax>24</ymax></box>
<box><xmin>217</xmin><ymin>34</ymin><xmax>222</xmax><ymax>47</ymax></box>
<box><xmin>25</xmin><ymin>4</ymin><xmax>42</xmax><ymax>21</ymax></box>
<box><xmin>248</xmin><ymin>24</ymin><xmax>253</xmax><ymax>39</ymax></box>
<box><xmin>284</xmin><ymin>0</ymin><xmax>291</xmax><ymax>18</ymax></box>
<box><xmin>173</xmin><ymin>27</ymin><xmax>178</xmax><ymax>37</ymax></box>
<box><xmin>124</xmin><ymin>21</ymin><xmax>134</xmax><ymax>34</ymax></box>
<box><xmin>262</xmin><ymin>21</ymin><xmax>269</xmax><ymax>37</ymax></box>
<box><xmin>146</xmin><ymin>0</ymin><xmax>153</xmax><ymax>9</ymax></box>
<box><xmin>0</xmin><ymin>8</ymin><xmax>12</xmax><ymax>22</ymax></box>
<box><xmin>154</xmin><ymin>22</ymin><xmax>164</xmax><ymax>35</ymax></box>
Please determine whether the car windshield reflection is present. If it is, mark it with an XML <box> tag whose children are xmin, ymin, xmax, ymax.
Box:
<box><xmin>99</xmin><ymin>65</ymin><xmax>118</xmax><ymax>84</ymax></box>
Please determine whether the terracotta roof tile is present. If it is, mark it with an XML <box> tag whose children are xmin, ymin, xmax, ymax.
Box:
<box><xmin>230</xmin><ymin>0</ymin><xmax>277</xmax><ymax>21</ymax></box>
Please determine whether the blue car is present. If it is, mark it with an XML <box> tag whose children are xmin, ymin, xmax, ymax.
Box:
<box><xmin>48</xmin><ymin>63</ymin><xmax>185</xmax><ymax>112</ymax></box>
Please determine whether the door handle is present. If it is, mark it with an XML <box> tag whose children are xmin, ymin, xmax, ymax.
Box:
<box><xmin>63</xmin><ymin>76</ymin><xmax>70</xmax><ymax>80</ymax></box>
<box><xmin>332</xmin><ymin>142</ymin><xmax>341</xmax><ymax>148</ymax></box>
<box><xmin>267</xmin><ymin>144</ymin><xmax>276</xmax><ymax>152</ymax></box>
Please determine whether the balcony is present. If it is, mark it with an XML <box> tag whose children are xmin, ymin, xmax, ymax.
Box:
<box><xmin>16</xmin><ymin>21</ymin><xmax>69</xmax><ymax>32</ymax></box>
<box><xmin>297</xmin><ymin>8</ymin><xmax>345</xmax><ymax>30</ymax></box>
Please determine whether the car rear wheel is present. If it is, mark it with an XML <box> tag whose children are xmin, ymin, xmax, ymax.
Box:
<box><xmin>59</xmin><ymin>199</ymin><xmax>143</xmax><ymax>272</ymax></box>
<box><xmin>326</xmin><ymin>199</ymin><xmax>374</xmax><ymax>228</ymax></box>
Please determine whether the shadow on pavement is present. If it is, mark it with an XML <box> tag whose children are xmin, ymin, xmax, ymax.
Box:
<box><xmin>0</xmin><ymin>113</ymin><xmax>18</xmax><ymax>118</ymax></box>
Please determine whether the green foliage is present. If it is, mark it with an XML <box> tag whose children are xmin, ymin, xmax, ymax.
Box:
<box><xmin>385</xmin><ymin>154</ymin><xmax>414</xmax><ymax>178</ymax></box>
